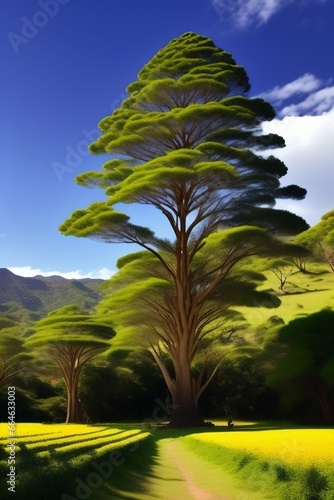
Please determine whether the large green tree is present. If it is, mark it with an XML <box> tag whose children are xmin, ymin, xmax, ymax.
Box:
<box><xmin>295</xmin><ymin>210</ymin><xmax>334</xmax><ymax>272</ymax></box>
<box><xmin>60</xmin><ymin>33</ymin><xmax>307</xmax><ymax>427</ymax></box>
<box><xmin>25</xmin><ymin>305</ymin><xmax>114</xmax><ymax>423</ymax></box>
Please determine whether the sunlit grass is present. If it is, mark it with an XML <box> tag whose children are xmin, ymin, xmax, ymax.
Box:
<box><xmin>238</xmin><ymin>275</ymin><xmax>334</xmax><ymax>327</ymax></box>
<box><xmin>184</xmin><ymin>427</ymin><xmax>334</xmax><ymax>499</ymax></box>
<box><xmin>2</xmin><ymin>422</ymin><xmax>334</xmax><ymax>499</ymax></box>
<box><xmin>0</xmin><ymin>422</ymin><xmax>99</xmax><ymax>440</ymax></box>
<box><xmin>188</xmin><ymin>428</ymin><xmax>334</xmax><ymax>466</ymax></box>
<box><xmin>0</xmin><ymin>423</ymin><xmax>152</xmax><ymax>500</ymax></box>
<box><xmin>54</xmin><ymin>429</ymin><xmax>141</xmax><ymax>454</ymax></box>
<box><xmin>24</xmin><ymin>428</ymin><xmax>121</xmax><ymax>448</ymax></box>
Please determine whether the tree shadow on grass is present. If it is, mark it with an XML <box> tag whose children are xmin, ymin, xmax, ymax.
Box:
<box><xmin>147</xmin><ymin>419</ymin><xmax>332</xmax><ymax>440</ymax></box>
<box><xmin>16</xmin><ymin>434</ymin><xmax>160</xmax><ymax>500</ymax></box>
<box><xmin>90</xmin><ymin>436</ymin><xmax>165</xmax><ymax>500</ymax></box>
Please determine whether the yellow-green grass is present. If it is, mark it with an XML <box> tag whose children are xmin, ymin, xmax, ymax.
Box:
<box><xmin>0</xmin><ymin>422</ymin><xmax>107</xmax><ymax>441</ymax></box>
<box><xmin>184</xmin><ymin>427</ymin><xmax>334</xmax><ymax>499</ymax></box>
<box><xmin>0</xmin><ymin>423</ymin><xmax>152</xmax><ymax>500</ymax></box>
<box><xmin>187</xmin><ymin>428</ymin><xmax>334</xmax><ymax>466</ymax></box>
<box><xmin>2</xmin><ymin>422</ymin><xmax>334</xmax><ymax>499</ymax></box>
<box><xmin>37</xmin><ymin>429</ymin><xmax>144</xmax><ymax>460</ymax></box>
<box><xmin>0</xmin><ymin>425</ymin><xmax>118</xmax><ymax>446</ymax></box>
<box><xmin>28</xmin><ymin>429</ymin><xmax>127</xmax><ymax>451</ymax></box>
<box><xmin>238</xmin><ymin>269</ymin><xmax>334</xmax><ymax>328</ymax></box>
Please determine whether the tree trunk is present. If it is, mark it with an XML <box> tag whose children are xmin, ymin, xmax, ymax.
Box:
<box><xmin>168</xmin><ymin>393</ymin><xmax>206</xmax><ymax>428</ymax></box>
<box><xmin>327</xmin><ymin>252</ymin><xmax>334</xmax><ymax>272</ymax></box>
<box><xmin>65</xmin><ymin>367</ymin><xmax>81</xmax><ymax>424</ymax></box>
<box><xmin>310</xmin><ymin>380</ymin><xmax>333</xmax><ymax>425</ymax></box>
<box><xmin>167</xmin><ymin>354</ymin><xmax>206</xmax><ymax>428</ymax></box>
<box><xmin>314</xmin><ymin>382</ymin><xmax>333</xmax><ymax>425</ymax></box>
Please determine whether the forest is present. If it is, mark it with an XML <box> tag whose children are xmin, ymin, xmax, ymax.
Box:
<box><xmin>1</xmin><ymin>253</ymin><xmax>334</xmax><ymax>427</ymax></box>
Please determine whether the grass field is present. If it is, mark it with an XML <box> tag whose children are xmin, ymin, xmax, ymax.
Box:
<box><xmin>183</xmin><ymin>423</ymin><xmax>334</xmax><ymax>499</ymax></box>
<box><xmin>0</xmin><ymin>422</ymin><xmax>153</xmax><ymax>499</ymax></box>
<box><xmin>1</xmin><ymin>268</ymin><xmax>333</xmax><ymax>498</ymax></box>
<box><xmin>1</xmin><ymin>421</ymin><xmax>334</xmax><ymax>499</ymax></box>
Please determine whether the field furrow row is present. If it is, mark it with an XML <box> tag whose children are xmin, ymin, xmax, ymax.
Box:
<box><xmin>93</xmin><ymin>431</ymin><xmax>150</xmax><ymax>458</ymax></box>
<box><xmin>54</xmin><ymin>429</ymin><xmax>141</xmax><ymax>454</ymax></box>
<box><xmin>26</xmin><ymin>428</ymin><xmax>121</xmax><ymax>449</ymax></box>
<box><xmin>0</xmin><ymin>431</ymin><xmax>60</xmax><ymax>445</ymax></box>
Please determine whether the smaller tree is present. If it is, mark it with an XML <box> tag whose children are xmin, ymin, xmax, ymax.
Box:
<box><xmin>291</xmin><ymin>255</ymin><xmax>310</xmax><ymax>274</ymax></box>
<box><xmin>0</xmin><ymin>334</ymin><xmax>27</xmax><ymax>389</ymax></box>
<box><xmin>270</xmin><ymin>264</ymin><xmax>294</xmax><ymax>292</ymax></box>
<box><xmin>266</xmin><ymin>308</ymin><xmax>334</xmax><ymax>425</ymax></box>
<box><xmin>25</xmin><ymin>305</ymin><xmax>115</xmax><ymax>423</ymax></box>
<box><xmin>295</xmin><ymin>210</ymin><xmax>334</xmax><ymax>272</ymax></box>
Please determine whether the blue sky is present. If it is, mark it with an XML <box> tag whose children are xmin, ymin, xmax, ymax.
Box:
<box><xmin>1</xmin><ymin>0</ymin><xmax>334</xmax><ymax>279</ymax></box>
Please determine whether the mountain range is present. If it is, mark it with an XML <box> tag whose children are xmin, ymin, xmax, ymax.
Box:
<box><xmin>0</xmin><ymin>268</ymin><xmax>103</xmax><ymax>322</ymax></box>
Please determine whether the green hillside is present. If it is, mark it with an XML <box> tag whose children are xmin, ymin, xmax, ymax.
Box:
<box><xmin>0</xmin><ymin>268</ymin><xmax>102</xmax><ymax>323</ymax></box>
<box><xmin>238</xmin><ymin>265</ymin><xmax>334</xmax><ymax>328</ymax></box>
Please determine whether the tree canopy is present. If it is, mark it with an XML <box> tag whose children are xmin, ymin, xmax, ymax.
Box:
<box><xmin>0</xmin><ymin>334</ymin><xmax>27</xmax><ymax>390</ymax></box>
<box><xmin>59</xmin><ymin>32</ymin><xmax>307</xmax><ymax>427</ymax></box>
<box><xmin>295</xmin><ymin>210</ymin><xmax>334</xmax><ymax>272</ymax></box>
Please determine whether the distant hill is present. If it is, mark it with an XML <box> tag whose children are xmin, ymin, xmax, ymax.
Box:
<box><xmin>0</xmin><ymin>268</ymin><xmax>103</xmax><ymax>322</ymax></box>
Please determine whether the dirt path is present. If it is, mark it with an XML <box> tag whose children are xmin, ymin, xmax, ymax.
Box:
<box><xmin>142</xmin><ymin>438</ymin><xmax>267</xmax><ymax>500</ymax></box>
<box><xmin>98</xmin><ymin>436</ymin><xmax>268</xmax><ymax>499</ymax></box>
<box><xmin>164</xmin><ymin>439</ymin><xmax>229</xmax><ymax>500</ymax></box>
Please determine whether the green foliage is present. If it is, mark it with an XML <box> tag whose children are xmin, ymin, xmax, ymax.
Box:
<box><xmin>265</xmin><ymin>308</ymin><xmax>334</xmax><ymax>424</ymax></box>
<box><xmin>79</xmin><ymin>350</ymin><xmax>165</xmax><ymax>421</ymax></box>
<box><xmin>0</xmin><ymin>315</ymin><xmax>17</xmax><ymax>329</ymax></box>
<box><xmin>25</xmin><ymin>305</ymin><xmax>114</xmax><ymax>348</ymax></box>
<box><xmin>34</xmin><ymin>395</ymin><xmax>66</xmax><ymax>422</ymax></box>
<box><xmin>200</xmin><ymin>355</ymin><xmax>277</xmax><ymax>419</ymax></box>
<box><xmin>0</xmin><ymin>333</ymin><xmax>28</xmax><ymax>389</ymax></box>
<box><xmin>60</xmin><ymin>32</ymin><xmax>307</xmax><ymax>246</ymax></box>
<box><xmin>0</xmin><ymin>386</ymin><xmax>48</xmax><ymax>422</ymax></box>
<box><xmin>296</xmin><ymin>210</ymin><xmax>334</xmax><ymax>271</ymax></box>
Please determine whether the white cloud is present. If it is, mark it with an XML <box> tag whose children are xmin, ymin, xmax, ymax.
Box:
<box><xmin>260</xmin><ymin>74</ymin><xmax>322</xmax><ymax>103</ymax></box>
<box><xmin>262</xmin><ymin>107</ymin><xmax>334</xmax><ymax>226</ymax></box>
<box><xmin>212</xmin><ymin>0</ymin><xmax>325</xmax><ymax>29</ymax></box>
<box><xmin>7</xmin><ymin>266</ymin><xmax>115</xmax><ymax>280</ymax></box>
<box><xmin>259</xmin><ymin>73</ymin><xmax>334</xmax><ymax>117</ymax></box>
<box><xmin>281</xmin><ymin>86</ymin><xmax>334</xmax><ymax>116</ymax></box>
<box><xmin>213</xmin><ymin>0</ymin><xmax>286</xmax><ymax>28</ymax></box>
